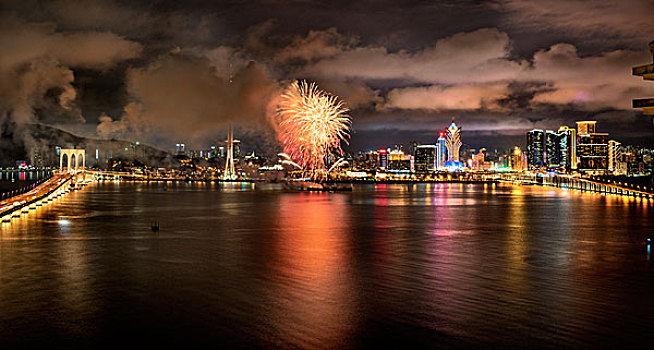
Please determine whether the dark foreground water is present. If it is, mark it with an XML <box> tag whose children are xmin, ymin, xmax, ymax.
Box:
<box><xmin>1</xmin><ymin>182</ymin><xmax>653</xmax><ymax>349</ymax></box>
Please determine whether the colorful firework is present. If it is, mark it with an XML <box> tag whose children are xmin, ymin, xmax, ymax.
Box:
<box><xmin>274</xmin><ymin>80</ymin><xmax>351</xmax><ymax>179</ymax></box>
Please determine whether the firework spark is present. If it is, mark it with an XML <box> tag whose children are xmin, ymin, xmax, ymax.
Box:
<box><xmin>274</xmin><ymin>80</ymin><xmax>351</xmax><ymax>179</ymax></box>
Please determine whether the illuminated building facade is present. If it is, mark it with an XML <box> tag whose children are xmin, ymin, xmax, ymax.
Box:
<box><xmin>545</xmin><ymin>130</ymin><xmax>560</xmax><ymax>167</ymax></box>
<box><xmin>576</xmin><ymin>121</ymin><xmax>608</xmax><ymax>174</ymax></box>
<box><xmin>576</xmin><ymin>121</ymin><xmax>596</xmax><ymax>135</ymax></box>
<box><xmin>608</xmin><ymin>140</ymin><xmax>622</xmax><ymax>173</ymax></box>
<box><xmin>388</xmin><ymin>149</ymin><xmax>414</xmax><ymax>172</ymax></box>
<box><xmin>444</xmin><ymin>122</ymin><xmax>461</xmax><ymax>162</ymax></box>
<box><xmin>353</xmin><ymin>151</ymin><xmax>378</xmax><ymax>170</ymax></box>
<box><xmin>557</xmin><ymin>126</ymin><xmax>577</xmax><ymax>171</ymax></box>
<box><xmin>527</xmin><ymin>127</ymin><xmax>577</xmax><ymax>172</ymax></box>
<box><xmin>415</xmin><ymin>145</ymin><xmax>437</xmax><ymax>172</ymax></box>
<box><xmin>526</xmin><ymin>129</ymin><xmax>545</xmax><ymax>168</ymax></box>
<box><xmin>436</xmin><ymin>132</ymin><xmax>447</xmax><ymax>169</ymax></box>
<box><xmin>378</xmin><ymin>149</ymin><xmax>389</xmax><ymax>169</ymax></box>
<box><xmin>510</xmin><ymin>147</ymin><xmax>527</xmax><ymax>171</ymax></box>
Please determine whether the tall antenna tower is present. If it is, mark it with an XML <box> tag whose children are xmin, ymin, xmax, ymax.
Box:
<box><xmin>223</xmin><ymin>63</ymin><xmax>237</xmax><ymax>180</ymax></box>
<box><xmin>223</xmin><ymin>124</ymin><xmax>236</xmax><ymax>180</ymax></box>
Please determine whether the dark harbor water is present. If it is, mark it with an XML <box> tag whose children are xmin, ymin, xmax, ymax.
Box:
<box><xmin>1</xmin><ymin>182</ymin><xmax>653</xmax><ymax>349</ymax></box>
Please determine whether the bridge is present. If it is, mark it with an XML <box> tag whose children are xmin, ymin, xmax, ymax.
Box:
<box><xmin>0</xmin><ymin>172</ymin><xmax>89</xmax><ymax>221</ymax></box>
<box><xmin>497</xmin><ymin>172</ymin><xmax>654</xmax><ymax>199</ymax></box>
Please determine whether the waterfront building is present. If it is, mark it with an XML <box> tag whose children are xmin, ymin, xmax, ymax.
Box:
<box><xmin>576</xmin><ymin>121</ymin><xmax>608</xmax><ymax>174</ymax></box>
<box><xmin>388</xmin><ymin>149</ymin><xmax>414</xmax><ymax>172</ymax></box>
<box><xmin>353</xmin><ymin>151</ymin><xmax>379</xmax><ymax>171</ymax></box>
<box><xmin>510</xmin><ymin>147</ymin><xmax>527</xmax><ymax>171</ymax></box>
<box><xmin>557</xmin><ymin>126</ymin><xmax>577</xmax><ymax>172</ymax></box>
<box><xmin>409</xmin><ymin>141</ymin><xmax>421</xmax><ymax>157</ymax></box>
<box><xmin>436</xmin><ymin>132</ymin><xmax>447</xmax><ymax>169</ymax></box>
<box><xmin>526</xmin><ymin>129</ymin><xmax>545</xmax><ymax>169</ymax></box>
<box><xmin>608</xmin><ymin>140</ymin><xmax>622</xmax><ymax>173</ymax></box>
<box><xmin>378</xmin><ymin>149</ymin><xmax>389</xmax><ymax>169</ymax></box>
<box><xmin>444</xmin><ymin>122</ymin><xmax>462</xmax><ymax>162</ymax></box>
<box><xmin>576</xmin><ymin>121</ymin><xmax>596</xmax><ymax>135</ymax></box>
<box><xmin>526</xmin><ymin>126</ymin><xmax>578</xmax><ymax>172</ymax></box>
<box><xmin>469</xmin><ymin>149</ymin><xmax>493</xmax><ymax>171</ymax></box>
<box><xmin>545</xmin><ymin>130</ymin><xmax>560</xmax><ymax>168</ymax></box>
<box><xmin>415</xmin><ymin>145</ymin><xmax>437</xmax><ymax>172</ymax></box>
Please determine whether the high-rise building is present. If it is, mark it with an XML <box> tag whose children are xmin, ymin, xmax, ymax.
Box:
<box><xmin>415</xmin><ymin>145</ymin><xmax>437</xmax><ymax>172</ymax></box>
<box><xmin>233</xmin><ymin>139</ymin><xmax>241</xmax><ymax>157</ymax></box>
<box><xmin>436</xmin><ymin>132</ymin><xmax>447</xmax><ymax>169</ymax></box>
<box><xmin>444</xmin><ymin>122</ymin><xmax>462</xmax><ymax>162</ymax></box>
<box><xmin>388</xmin><ymin>149</ymin><xmax>413</xmax><ymax>172</ymax></box>
<box><xmin>526</xmin><ymin>129</ymin><xmax>545</xmax><ymax>169</ymax></box>
<box><xmin>576</xmin><ymin>121</ymin><xmax>608</xmax><ymax>174</ymax></box>
<box><xmin>353</xmin><ymin>151</ymin><xmax>379</xmax><ymax>170</ymax></box>
<box><xmin>378</xmin><ymin>149</ymin><xmax>389</xmax><ymax>169</ymax></box>
<box><xmin>409</xmin><ymin>141</ymin><xmax>421</xmax><ymax>157</ymax></box>
<box><xmin>545</xmin><ymin>130</ymin><xmax>560</xmax><ymax>167</ymax></box>
<box><xmin>576</xmin><ymin>121</ymin><xmax>596</xmax><ymax>135</ymax></box>
<box><xmin>526</xmin><ymin>127</ymin><xmax>578</xmax><ymax>172</ymax></box>
<box><xmin>608</xmin><ymin>140</ymin><xmax>622</xmax><ymax>172</ymax></box>
<box><xmin>510</xmin><ymin>146</ymin><xmax>527</xmax><ymax>171</ymax></box>
<box><xmin>557</xmin><ymin>126</ymin><xmax>577</xmax><ymax>171</ymax></box>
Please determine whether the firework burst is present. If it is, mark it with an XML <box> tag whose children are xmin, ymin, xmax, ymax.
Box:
<box><xmin>274</xmin><ymin>80</ymin><xmax>351</xmax><ymax>179</ymax></box>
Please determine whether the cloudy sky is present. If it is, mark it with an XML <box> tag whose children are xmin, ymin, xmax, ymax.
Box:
<box><xmin>1</xmin><ymin>0</ymin><xmax>653</xmax><ymax>153</ymax></box>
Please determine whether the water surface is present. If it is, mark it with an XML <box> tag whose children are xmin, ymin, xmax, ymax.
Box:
<box><xmin>0</xmin><ymin>182</ymin><xmax>652</xmax><ymax>349</ymax></box>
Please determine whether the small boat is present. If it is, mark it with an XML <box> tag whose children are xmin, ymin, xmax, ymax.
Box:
<box><xmin>151</xmin><ymin>221</ymin><xmax>160</xmax><ymax>232</ymax></box>
<box><xmin>283</xmin><ymin>180</ymin><xmax>353</xmax><ymax>192</ymax></box>
<box><xmin>320</xmin><ymin>182</ymin><xmax>353</xmax><ymax>192</ymax></box>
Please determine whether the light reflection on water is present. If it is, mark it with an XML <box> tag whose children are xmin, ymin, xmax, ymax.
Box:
<box><xmin>0</xmin><ymin>182</ymin><xmax>653</xmax><ymax>349</ymax></box>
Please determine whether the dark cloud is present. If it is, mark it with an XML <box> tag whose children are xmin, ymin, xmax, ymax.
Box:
<box><xmin>1</xmin><ymin>0</ymin><xmax>652</xmax><ymax>155</ymax></box>
<box><xmin>97</xmin><ymin>51</ymin><xmax>280</xmax><ymax>149</ymax></box>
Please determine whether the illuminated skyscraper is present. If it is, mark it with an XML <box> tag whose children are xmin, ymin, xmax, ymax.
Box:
<box><xmin>378</xmin><ymin>149</ymin><xmax>389</xmax><ymax>169</ymax></box>
<box><xmin>545</xmin><ymin>130</ymin><xmax>560</xmax><ymax>167</ymax></box>
<box><xmin>436</xmin><ymin>132</ymin><xmax>447</xmax><ymax>169</ymax></box>
<box><xmin>526</xmin><ymin>129</ymin><xmax>545</xmax><ymax>168</ymax></box>
<box><xmin>444</xmin><ymin>122</ymin><xmax>461</xmax><ymax>162</ymax></box>
<box><xmin>576</xmin><ymin>121</ymin><xmax>596</xmax><ymax>135</ymax></box>
<box><xmin>576</xmin><ymin>121</ymin><xmax>608</xmax><ymax>174</ymax></box>
<box><xmin>526</xmin><ymin>127</ymin><xmax>577</xmax><ymax>172</ymax></box>
<box><xmin>415</xmin><ymin>145</ymin><xmax>437</xmax><ymax>172</ymax></box>
<box><xmin>510</xmin><ymin>146</ymin><xmax>527</xmax><ymax>171</ymax></box>
<box><xmin>557</xmin><ymin>126</ymin><xmax>577</xmax><ymax>171</ymax></box>
<box><xmin>388</xmin><ymin>149</ymin><xmax>413</xmax><ymax>171</ymax></box>
<box><xmin>608</xmin><ymin>140</ymin><xmax>622</xmax><ymax>172</ymax></box>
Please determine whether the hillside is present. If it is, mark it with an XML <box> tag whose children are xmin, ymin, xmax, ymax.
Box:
<box><xmin>0</xmin><ymin>122</ymin><xmax>175</xmax><ymax>168</ymax></box>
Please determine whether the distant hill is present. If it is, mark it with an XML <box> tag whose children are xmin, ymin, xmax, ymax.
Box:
<box><xmin>0</xmin><ymin>122</ymin><xmax>175</xmax><ymax>168</ymax></box>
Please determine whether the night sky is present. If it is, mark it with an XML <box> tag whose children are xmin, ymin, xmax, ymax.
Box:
<box><xmin>1</xmin><ymin>0</ymin><xmax>653</xmax><ymax>154</ymax></box>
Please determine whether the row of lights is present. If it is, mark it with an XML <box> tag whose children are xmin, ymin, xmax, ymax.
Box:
<box><xmin>1</xmin><ymin>182</ymin><xmax>73</xmax><ymax>223</ymax></box>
